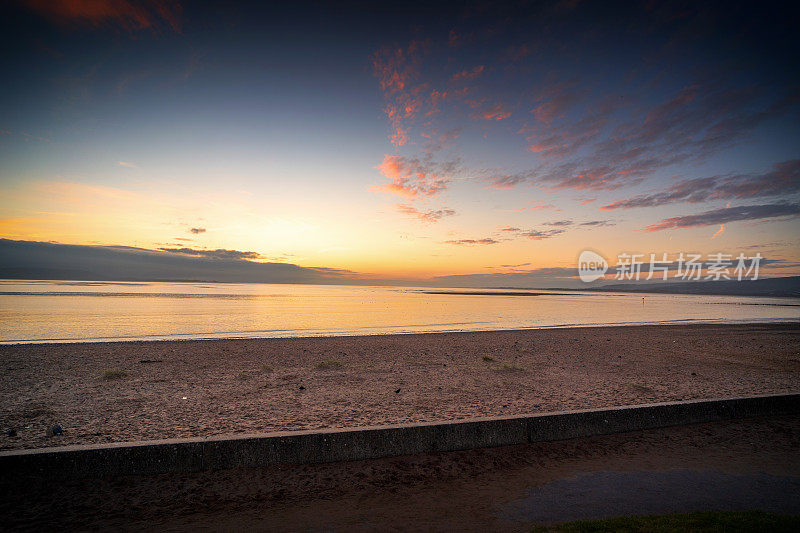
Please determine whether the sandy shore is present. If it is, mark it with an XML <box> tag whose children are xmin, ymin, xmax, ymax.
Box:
<box><xmin>1</xmin><ymin>323</ymin><xmax>798</xmax><ymax>450</ymax></box>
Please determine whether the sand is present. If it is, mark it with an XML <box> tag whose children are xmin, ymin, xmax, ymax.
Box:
<box><xmin>1</xmin><ymin>323</ymin><xmax>798</xmax><ymax>450</ymax></box>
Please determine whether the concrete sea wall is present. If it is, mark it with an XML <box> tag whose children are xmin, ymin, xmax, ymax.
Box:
<box><xmin>2</xmin><ymin>393</ymin><xmax>797</xmax><ymax>478</ymax></box>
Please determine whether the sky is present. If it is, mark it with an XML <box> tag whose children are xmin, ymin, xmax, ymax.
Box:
<box><xmin>1</xmin><ymin>0</ymin><xmax>799</xmax><ymax>286</ymax></box>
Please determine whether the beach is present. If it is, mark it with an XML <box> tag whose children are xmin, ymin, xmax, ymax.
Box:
<box><xmin>1</xmin><ymin>323</ymin><xmax>798</xmax><ymax>450</ymax></box>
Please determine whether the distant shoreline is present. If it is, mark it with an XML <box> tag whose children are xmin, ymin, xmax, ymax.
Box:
<box><xmin>1</xmin><ymin>274</ymin><xmax>799</xmax><ymax>297</ymax></box>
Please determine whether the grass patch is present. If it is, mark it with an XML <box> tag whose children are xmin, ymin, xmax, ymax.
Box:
<box><xmin>482</xmin><ymin>355</ymin><xmax>494</xmax><ymax>362</ymax></box>
<box><xmin>315</xmin><ymin>359</ymin><xmax>343</xmax><ymax>370</ymax></box>
<box><xmin>102</xmin><ymin>369</ymin><xmax>128</xmax><ymax>380</ymax></box>
<box><xmin>532</xmin><ymin>510</ymin><xmax>800</xmax><ymax>532</ymax></box>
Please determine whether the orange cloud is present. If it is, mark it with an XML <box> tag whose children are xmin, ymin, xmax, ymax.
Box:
<box><xmin>372</xmin><ymin>155</ymin><xmax>453</xmax><ymax>198</ymax></box>
<box><xmin>529</xmin><ymin>201</ymin><xmax>556</xmax><ymax>211</ymax></box>
<box><xmin>371</xmin><ymin>40</ymin><xmax>430</xmax><ymax>146</ymax></box>
<box><xmin>21</xmin><ymin>0</ymin><xmax>183</xmax><ymax>33</ymax></box>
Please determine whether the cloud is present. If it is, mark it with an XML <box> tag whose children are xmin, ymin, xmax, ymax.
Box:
<box><xmin>601</xmin><ymin>159</ymin><xmax>800</xmax><ymax>210</ymax></box>
<box><xmin>531</xmin><ymin>81</ymin><xmax>584</xmax><ymax>124</ymax></box>
<box><xmin>1</xmin><ymin>129</ymin><xmax>51</xmax><ymax>143</ymax></box>
<box><xmin>520</xmin><ymin>229</ymin><xmax>566</xmax><ymax>240</ymax></box>
<box><xmin>0</xmin><ymin>239</ymin><xmax>358</xmax><ymax>284</ymax></box>
<box><xmin>371</xmin><ymin>40</ymin><xmax>429</xmax><ymax>146</ymax></box>
<box><xmin>118</xmin><ymin>160</ymin><xmax>137</xmax><ymax>168</ymax></box>
<box><xmin>396</xmin><ymin>204</ymin><xmax>456</xmax><ymax>223</ymax></box>
<box><xmin>420</xmin><ymin>127</ymin><xmax>461</xmax><ymax>153</ymax></box>
<box><xmin>643</xmin><ymin>203</ymin><xmax>800</xmax><ymax>232</ymax></box>
<box><xmin>431</xmin><ymin>266</ymin><xmax>578</xmax><ymax>288</ymax></box>
<box><xmin>499</xmin><ymin>226</ymin><xmax>521</xmax><ymax>232</ymax></box>
<box><xmin>445</xmin><ymin>238</ymin><xmax>499</xmax><ymax>245</ymax></box>
<box><xmin>529</xmin><ymin>85</ymin><xmax>800</xmax><ymax>192</ymax></box>
<box><xmin>711</xmin><ymin>224</ymin><xmax>725</xmax><ymax>239</ymax></box>
<box><xmin>21</xmin><ymin>0</ymin><xmax>183</xmax><ymax>33</ymax></box>
<box><xmin>579</xmin><ymin>220</ymin><xmax>615</xmax><ymax>227</ymax></box>
<box><xmin>451</xmin><ymin>65</ymin><xmax>484</xmax><ymax>83</ymax></box>
<box><xmin>189</xmin><ymin>227</ymin><xmax>206</xmax><ymax>234</ymax></box>
<box><xmin>367</xmin><ymin>8</ymin><xmax>799</xmax><ymax>201</ymax></box>
<box><xmin>501</xmin><ymin>44</ymin><xmax>530</xmax><ymax>63</ymax></box>
<box><xmin>539</xmin><ymin>162</ymin><xmax>642</xmax><ymax>191</ymax></box>
<box><xmin>157</xmin><ymin>247</ymin><xmax>261</xmax><ymax>260</ymax></box>
<box><xmin>482</xmin><ymin>80</ymin><xmax>796</xmax><ymax>193</ymax></box>
<box><xmin>372</xmin><ymin>154</ymin><xmax>457</xmax><ymax>198</ymax></box>
<box><xmin>543</xmin><ymin>219</ymin><xmax>573</xmax><ymax>227</ymax></box>
<box><xmin>528</xmin><ymin>201</ymin><xmax>556</xmax><ymax>211</ymax></box>
<box><xmin>486</xmin><ymin>171</ymin><xmax>534</xmax><ymax>189</ymax></box>
<box><xmin>478</xmin><ymin>102</ymin><xmax>512</xmax><ymax>121</ymax></box>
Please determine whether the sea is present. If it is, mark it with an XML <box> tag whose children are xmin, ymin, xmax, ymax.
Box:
<box><xmin>0</xmin><ymin>280</ymin><xmax>798</xmax><ymax>344</ymax></box>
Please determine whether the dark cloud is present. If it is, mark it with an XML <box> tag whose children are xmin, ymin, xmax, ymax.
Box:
<box><xmin>520</xmin><ymin>229</ymin><xmax>566</xmax><ymax>240</ymax></box>
<box><xmin>602</xmin><ymin>159</ymin><xmax>800</xmax><ymax>210</ymax></box>
<box><xmin>532</xmin><ymin>85</ymin><xmax>800</xmax><ymax>192</ymax></box>
<box><xmin>305</xmin><ymin>266</ymin><xmax>358</xmax><ymax>275</ymax></box>
<box><xmin>500</xmin><ymin>225</ymin><xmax>573</xmax><ymax>239</ymax></box>
<box><xmin>445</xmin><ymin>238</ymin><xmax>499</xmax><ymax>245</ymax></box>
<box><xmin>0</xmin><ymin>239</ymin><xmax>357</xmax><ymax>284</ymax></box>
<box><xmin>579</xmin><ymin>220</ymin><xmax>615</xmax><ymax>227</ymax></box>
<box><xmin>157</xmin><ymin>247</ymin><xmax>261</xmax><ymax>260</ymax></box>
<box><xmin>189</xmin><ymin>227</ymin><xmax>206</xmax><ymax>234</ymax></box>
<box><xmin>431</xmin><ymin>266</ymin><xmax>577</xmax><ymax>288</ymax></box>
<box><xmin>643</xmin><ymin>203</ymin><xmax>800</xmax><ymax>232</ymax></box>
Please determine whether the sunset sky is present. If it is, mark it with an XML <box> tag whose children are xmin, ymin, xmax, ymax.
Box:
<box><xmin>1</xmin><ymin>0</ymin><xmax>799</xmax><ymax>285</ymax></box>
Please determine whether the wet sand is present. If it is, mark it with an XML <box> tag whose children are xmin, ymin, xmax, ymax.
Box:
<box><xmin>1</xmin><ymin>323</ymin><xmax>798</xmax><ymax>450</ymax></box>
<box><xmin>3</xmin><ymin>415</ymin><xmax>798</xmax><ymax>531</ymax></box>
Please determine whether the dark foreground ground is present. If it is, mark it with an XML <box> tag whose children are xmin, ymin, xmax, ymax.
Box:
<box><xmin>2</xmin><ymin>414</ymin><xmax>799</xmax><ymax>531</ymax></box>
<box><xmin>2</xmin><ymin>323</ymin><xmax>799</xmax><ymax>450</ymax></box>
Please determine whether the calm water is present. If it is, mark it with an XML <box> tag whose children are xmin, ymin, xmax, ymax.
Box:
<box><xmin>0</xmin><ymin>280</ymin><xmax>797</xmax><ymax>343</ymax></box>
